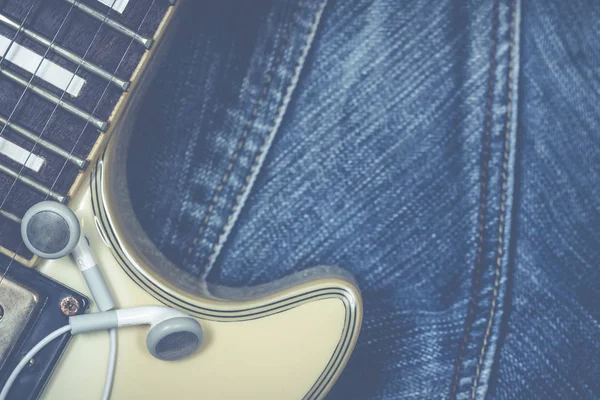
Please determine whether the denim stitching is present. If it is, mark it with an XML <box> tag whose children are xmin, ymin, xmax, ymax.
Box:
<box><xmin>203</xmin><ymin>1</ymin><xmax>327</xmax><ymax>274</ymax></box>
<box><xmin>471</xmin><ymin>0</ymin><xmax>517</xmax><ymax>398</ymax></box>
<box><xmin>182</xmin><ymin>1</ymin><xmax>302</xmax><ymax>268</ymax></box>
<box><xmin>449</xmin><ymin>1</ymin><xmax>499</xmax><ymax>398</ymax></box>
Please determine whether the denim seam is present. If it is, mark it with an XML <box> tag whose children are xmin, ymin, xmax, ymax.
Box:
<box><xmin>181</xmin><ymin>1</ymin><xmax>302</xmax><ymax>269</ymax></box>
<box><xmin>202</xmin><ymin>1</ymin><xmax>328</xmax><ymax>277</ymax></box>
<box><xmin>471</xmin><ymin>0</ymin><xmax>517</xmax><ymax>398</ymax></box>
<box><xmin>449</xmin><ymin>0</ymin><xmax>500</xmax><ymax>398</ymax></box>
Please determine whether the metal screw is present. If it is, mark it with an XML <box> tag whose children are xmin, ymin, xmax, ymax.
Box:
<box><xmin>60</xmin><ymin>296</ymin><xmax>80</xmax><ymax>316</ymax></box>
<box><xmin>27</xmin><ymin>358</ymin><xmax>35</xmax><ymax>368</ymax></box>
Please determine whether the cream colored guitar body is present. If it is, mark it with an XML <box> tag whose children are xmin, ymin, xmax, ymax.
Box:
<box><xmin>38</xmin><ymin>182</ymin><xmax>362</xmax><ymax>399</ymax></box>
<box><xmin>7</xmin><ymin>2</ymin><xmax>362</xmax><ymax>398</ymax></box>
<box><xmin>33</xmin><ymin>109</ymin><xmax>363</xmax><ymax>399</ymax></box>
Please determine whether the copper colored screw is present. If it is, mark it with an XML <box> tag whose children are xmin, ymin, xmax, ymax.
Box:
<box><xmin>60</xmin><ymin>296</ymin><xmax>80</xmax><ymax>316</ymax></box>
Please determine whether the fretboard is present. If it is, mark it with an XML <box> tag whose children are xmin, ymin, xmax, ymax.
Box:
<box><xmin>0</xmin><ymin>0</ymin><xmax>174</xmax><ymax>264</ymax></box>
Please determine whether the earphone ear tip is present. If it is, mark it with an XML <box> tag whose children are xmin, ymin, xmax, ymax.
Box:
<box><xmin>146</xmin><ymin>317</ymin><xmax>203</xmax><ymax>361</ymax></box>
<box><xmin>21</xmin><ymin>201</ymin><xmax>81</xmax><ymax>259</ymax></box>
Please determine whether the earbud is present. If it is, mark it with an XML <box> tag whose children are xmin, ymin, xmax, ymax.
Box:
<box><xmin>21</xmin><ymin>201</ymin><xmax>204</xmax><ymax>362</ymax></box>
<box><xmin>69</xmin><ymin>306</ymin><xmax>203</xmax><ymax>361</ymax></box>
<box><xmin>21</xmin><ymin>201</ymin><xmax>115</xmax><ymax>312</ymax></box>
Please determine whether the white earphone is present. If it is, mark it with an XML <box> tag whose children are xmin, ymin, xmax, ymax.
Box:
<box><xmin>22</xmin><ymin>201</ymin><xmax>116</xmax><ymax>312</ymax></box>
<box><xmin>70</xmin><ymin>306</ymin><xmax>203</xmax><ymax>361</ymax></box>
<box><xmin>0</xmin><ymin>201</ymin><xmax>204</xmax><ymax>400</ymax></box>
<box><xmin>20</xmin><ymin>201</ymin><xmax>204</xmax><ymax>359</ymax></box>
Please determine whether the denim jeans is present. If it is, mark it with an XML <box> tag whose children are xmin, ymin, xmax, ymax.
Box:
<box><xmin>128</xmin><ymin>0</ymin><xmax>600</xmax><ymax>398</ymax></box>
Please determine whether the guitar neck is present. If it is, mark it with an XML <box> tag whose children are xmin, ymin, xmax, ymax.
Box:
<box><xmin>0</xmin><ymin>0</ymin><xmax>177</xmax><ymax>265</ymax></box>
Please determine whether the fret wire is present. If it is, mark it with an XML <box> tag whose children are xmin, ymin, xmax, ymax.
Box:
<box><xmin>0</xmin><ymin>0</ymin><xmax>39</xmax><ymax>276</ymax></box>
<box><xmin>0</xmin><ymin>115</ymin><xmax>88</xmax><ymax>169</ymax></box>
<box><xmin>0</xmin><ymin>208</ymin><xmax>20</xmax><ymax>224</ymax></box>
<box><xmin>0</xmin><ymin>13</ymin><xmax>130</xmax><ymax>91</ymax></box>
<box><xmin>0</xmin><ymin>0</ymin><xmax>159</xmax><ymax>285</ymax></box>
<box><xmin>0</xmin><ymin>163</ymin><xmax>66</xmax><ymax>202</ymax></box>
<box><xmin>0</xmin><ymin>67</ymin><xmax>108</xmax><ymax>131</ymax></box>
<box><xmin>0</xmin><ymin>1</ymin><xmax>80</xmax><ymax>144</ymax></box>
<box><xmin>0</xmin><ymin>0</ymin><xmax>105</xmax><ymax>219</ymax></box>
<box><xmin>0</xmin><ymin>0</ymin><xmax>99</xmax><ymax>283</ymax></box>
<box><xmin>0</xmin><ymin>0</ymin><xmax>39</xmax><ymax>71</ymax></box>
<box><xmin>46</xmin><ymin>0</ymin><xmax>157</xmax><ymax>199</ymax></box>
<box><xmin>63</xmin><ymin>0</ymin><xmax>153</xmax><ymax>49</ymax></box>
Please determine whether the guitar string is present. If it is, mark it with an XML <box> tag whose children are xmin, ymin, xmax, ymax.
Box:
<box><xmin>0</xmin><ymin>0</ymin><xmax>157</xmax><ymax>285</ymax></box>
<box><xmin>46</xmin><ymin>0</ymin><xmax>156</xmax><ymax>199</ymax></box>
<box><xmin>0</xmin><ymin>0</ymin><xmax>79</xmax><ymax>140</ymax></box>
<box><xmin>46</xmin><ymin>0</ymin><xmax>158</xmax><ymax>194</ymax></box>
<box><xmin>0</xmin><ymin>0</ymin><xmax>82</xmax><ymax>208</ymax></box>
<box><xmin>0</xmin><ymin>0</ymin><xmax>143</xmax><ymax>284</ymax></box>
<box><xmin>0</xmin><ymin>0</ymin><xmax>39</xmax><ymax>70</ymax></box>
<box><xmin>0</xmin><ymin>0</ymin><xmax>113</xmax><ymax>215</ymax></box>
<box><xmin>0</xmin><ymin>0</ymin><xmax>118</xmax><ymax>285</ymax></box>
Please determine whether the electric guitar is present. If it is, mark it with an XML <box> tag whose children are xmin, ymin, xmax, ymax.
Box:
<box><xmin>0</xmin><ymin>1</ymin><xmax>362</xmax><ymax>399</ymax></box>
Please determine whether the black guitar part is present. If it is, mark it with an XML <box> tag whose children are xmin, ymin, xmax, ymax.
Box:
<box><xmin>0</xmin><ymin>257</ymin><xmax>89</xmax><ymax>400</ymax></box>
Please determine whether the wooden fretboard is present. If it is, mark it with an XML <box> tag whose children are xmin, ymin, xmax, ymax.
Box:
<box><xmin>0</xmin><ymin>0</ymin><xmax>175</xmax><ymax>264</ymax></box>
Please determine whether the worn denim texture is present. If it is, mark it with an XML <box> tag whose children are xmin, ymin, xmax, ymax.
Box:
<box><xmin>129</xmin><ymin>0</ymin><xmax>599</xmax><ymax>398</ymax></box>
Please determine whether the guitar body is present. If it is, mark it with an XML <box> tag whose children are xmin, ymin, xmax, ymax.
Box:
<box><xmin>39</xmin><ymin>181</ymin><xmax>361</xmax><ymax>399</ymax></box>
<box><xmin>0</xmin><ymin>0</ymin><xmax>362</xmax><ymax>399</ymax></box>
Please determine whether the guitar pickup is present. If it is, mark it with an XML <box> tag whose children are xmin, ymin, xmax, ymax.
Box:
<box><xmin>0</xmin><ymin>261</ymin><xmax>89</xmax><ymax>400</ymax></box>
<box><xmin>0</xmin><ymin>276</ymin><xmax>39</xmax><ymax>371</ymax></box>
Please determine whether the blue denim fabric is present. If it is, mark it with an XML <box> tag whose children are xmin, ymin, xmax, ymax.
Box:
<box><xmin>487</xmin><ymin>1</ymin><xmax>600</xmax><ymax>398</ymax></box>
<box><xmin>129</xmin><ymin>0</ymin><xmax>599</xmax><ymax>398</ymax></box>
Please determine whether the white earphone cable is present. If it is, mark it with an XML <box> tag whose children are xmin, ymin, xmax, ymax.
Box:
<box><xmin>102</xmin><ymin>328</ymin><xmax>117</xmax><ymax>400</ymax></box>
<box><xmin>0</xmin><ymin>325</ymin><xmax>115</xmax><ymax>400</ymax></box>
<box><xmin>0</xmin><ymin>325</ymin><xmax>72</xmax><ymax>400</ymax></box>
